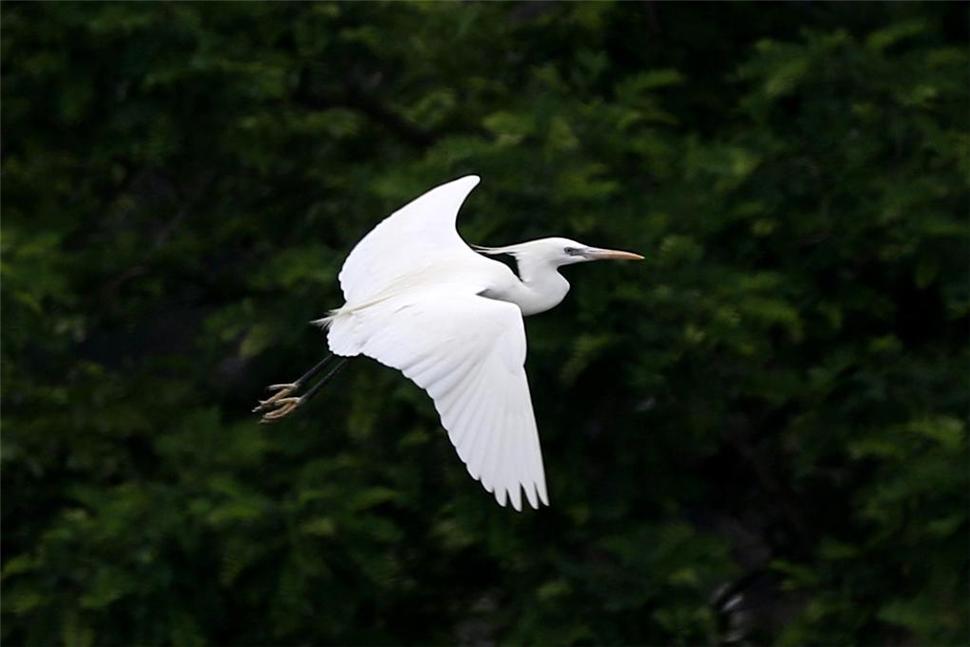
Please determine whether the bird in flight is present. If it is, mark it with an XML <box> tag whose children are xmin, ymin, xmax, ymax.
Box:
<box><xmin>254</xmin><ymin>176</ymin><xmax>642</xmax><ymax>510</ymax></box>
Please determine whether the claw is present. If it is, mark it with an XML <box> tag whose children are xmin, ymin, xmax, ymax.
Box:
<box><xmin>252</xmin><ymin>383</ymin><xmax>299</xmax><ymax>413</ymax></box>
<box><xmin>259</xmin><ymin>396</ymin><xmax>302</xmax><ymax>423</ymax></box>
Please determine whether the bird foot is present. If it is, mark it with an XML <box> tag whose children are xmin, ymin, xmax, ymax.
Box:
<box><xmin>257</xmin><ymin>396</ymin><xmax>303</xmax><ymax>423</ymax></box>
<box><xmin>252</xmin><ymin>383</ymin><xmax>298</xmax><ymax>413</ymax></box>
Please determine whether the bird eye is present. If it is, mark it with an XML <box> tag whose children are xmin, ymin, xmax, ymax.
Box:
<box><xmin>564</xmin><ymin>247</ymin><xmax>581</xmax><ymax>255</ymax></box>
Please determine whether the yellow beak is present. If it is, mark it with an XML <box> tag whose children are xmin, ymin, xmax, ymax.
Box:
<box><xmin>583</xmin><ymin>248</ymin><xmax>645</xmax><ymax>261</ymax></box>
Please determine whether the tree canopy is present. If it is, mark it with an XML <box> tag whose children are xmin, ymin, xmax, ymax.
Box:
<box><xmin>2</xmin><ymin>3</ymin><xmax>968</xmax><ymax>645</ymax></box>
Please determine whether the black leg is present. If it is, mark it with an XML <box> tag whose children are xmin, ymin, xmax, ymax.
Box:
<box><xmin>254</xmin><ymin>354</ymin><xmax>349</xmax><ymax>422</ymax></box>
<box><xmin>253</xmin><ymin>353</ymin><xmax>333</xmax><ymax>414</ymax></box>
<box><xmin>290</xmin><ymin>353</ymin><xmax>335</xmax><ymax>390</ymax></box>
<box><xmin>296</xmin><ymin>357</ymin><xmax>348</xmax><ymax>405</ymax></box>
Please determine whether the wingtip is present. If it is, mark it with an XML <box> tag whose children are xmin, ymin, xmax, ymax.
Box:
<box><xmin>509</xmin><ymin>484</ymin><xmax>523</xmax><ymax>512</ymax></box>
<box><xmin>537</xmin><ymin>482</ymin><xmax>549</xmax><ymax>507</ymax></box>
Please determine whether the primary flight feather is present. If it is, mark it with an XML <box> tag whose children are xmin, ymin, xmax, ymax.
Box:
<box><xmin>255</xmin><ymin>175</ymin><xmax>642</xmax><ymax>511</ymax></box>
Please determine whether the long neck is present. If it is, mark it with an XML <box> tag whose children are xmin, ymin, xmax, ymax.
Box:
<box><xmin>505</xmin><ymin>255</ymin><xmax>570</xmax><ymax>316</ymax></box>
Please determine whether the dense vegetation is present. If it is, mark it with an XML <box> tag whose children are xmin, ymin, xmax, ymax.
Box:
<box><xmin>3</xmin><ymin>3</ymin><xmax>967</xmax><ymax>645</ymax></box>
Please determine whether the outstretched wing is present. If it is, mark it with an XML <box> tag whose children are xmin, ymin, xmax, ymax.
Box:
<box><xmin>338</xmin><ymin>175</ymin><xmax>481</xmax><ymax>304</ymax></box>
<box><xmin>328</xmin><ymin>288</ymin><xmax>549</xmax><ymax>510</ymax></box>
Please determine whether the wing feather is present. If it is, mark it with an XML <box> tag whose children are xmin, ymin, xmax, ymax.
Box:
<box><xmin>329</xmin><ymin>289</ymin><xmax>548</xmax><ymax>510</ymax></box>
<box><xmin>449</xmin><ymin>367</ymin><xmax>492</xmax><ymax>449</ymax></box>
<box><xmin>338</xmin><ymin>176</ymin><xmax>481</xmax><ymax>304</ymax></box>
<box><xmin>479</xmin><ymin>373</ymin><xmax>509</xmax><ymax>493</ymax></box>
<box><xmin>499</xmin><ymin>404</ymin><xmax>517</xmax><ymax>509</ymax></box>
<box><xmin>508</xmin><ymin>407</ymin><xmax>526</xmax><ymax>511</ymax></box>
<box><xmin>479</xmin><ymin>388</ymin><xmax>506</xmax><ymax>491</ymax></box>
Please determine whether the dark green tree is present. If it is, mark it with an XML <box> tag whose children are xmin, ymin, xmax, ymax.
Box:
<box><xmin>3</xmin><ymin>3</ymin><xmax>967</xmax><ymax>645</ymax></box>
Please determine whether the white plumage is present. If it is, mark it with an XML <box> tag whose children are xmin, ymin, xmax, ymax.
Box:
<box><xmin>331</xmin><ymin>289</ymin><xmax>546</xmax><ymax>510</ymax></box>
<box><xmin>271</xmin><ymin>175</ymin><xmax>642</xmax><ymax>510</ymax></box>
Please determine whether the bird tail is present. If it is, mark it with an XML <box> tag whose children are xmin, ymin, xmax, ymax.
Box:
<box><xmin>310</xmin><ymin>309</ymin><xmax>343</xmax><ymax>330</ymax></box>
<box><xmin>313</xmin><ymin>307</ymin><xmax>359</xmax><ymax>356</ymax></box>
<box><xmin>314</xmin><ymin>290</ymin><xmax>407</xmax><ymax>356</ymax></box>
<box><xmin>314</xmin><ymin>303</ymin><xmax>379</xmax><ymax>356</ymax></box>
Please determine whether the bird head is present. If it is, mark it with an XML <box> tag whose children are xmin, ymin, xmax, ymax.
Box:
<box><xmin>476</xmin><ymin>237</ymin><xmax>643</xmax><ymax>267</ymax></box>
<box><xmin>549</xmin><ymin>237</ymin><xmax>644</xmax><ymax>266</ymax></box>
<box><xmin>519</xmin><ymin>237</ymin><xmax>646</xmax><ymax>267</ymax></box>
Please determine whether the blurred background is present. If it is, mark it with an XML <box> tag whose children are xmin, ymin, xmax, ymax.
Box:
<box><xmin>2</xmin><ymin>2</ymin><xmax>968</xmax><ymax>645</ymax></box>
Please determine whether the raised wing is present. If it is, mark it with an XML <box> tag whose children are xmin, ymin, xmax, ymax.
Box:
<box><xmin>338</xmin><ymin>175</ymin><xmax>481</xmax><ymax>304</ymax></box>
<box><xmin>328</xmin><ymin>288</ymin><xmax>549</xmax><ymax>510</ymax></box>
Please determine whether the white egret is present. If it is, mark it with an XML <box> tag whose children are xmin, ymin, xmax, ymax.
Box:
<box><xmin>254</xmin><ymin>176</ymin><xmax>642</xmax><ymax>510</ymax></box>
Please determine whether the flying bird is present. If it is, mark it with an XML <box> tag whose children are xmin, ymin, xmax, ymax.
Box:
<box><xmin>254</xmin><ymin>176</ymin><xmax>642</xmax><ymax>510</ymax></box>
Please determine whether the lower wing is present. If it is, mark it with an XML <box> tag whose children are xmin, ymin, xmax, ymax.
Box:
<box><xmin>327</xmin><ymin>288</ymin><xmax>549</xmax><ymax>510</ymax></box>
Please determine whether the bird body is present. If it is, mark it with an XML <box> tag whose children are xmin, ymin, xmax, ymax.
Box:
<box><xmin>279</xmin><ymin>175</ymin><xmax>641</xmax><ymax>510</ymax></box>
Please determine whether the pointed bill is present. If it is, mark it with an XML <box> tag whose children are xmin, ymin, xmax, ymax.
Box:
<box><xmin>583</xmin><ymin>247</ymin><xmax>644</xmax><ymax>261</ymax></box>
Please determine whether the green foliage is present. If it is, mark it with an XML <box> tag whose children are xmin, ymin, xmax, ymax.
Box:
<box><xmin>3</xmin><ymin>3</ymin><xmax>967</xmax><ymax>644</ymax></box>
